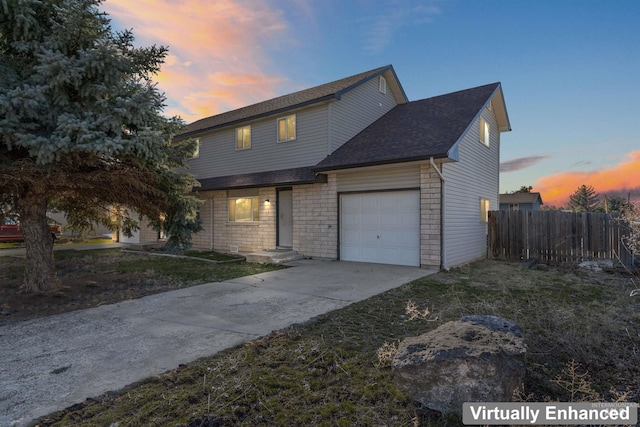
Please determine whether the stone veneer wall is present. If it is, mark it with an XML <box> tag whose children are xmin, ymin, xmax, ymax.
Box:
<box><xmin>191</xmin><ymin>188</ymin><xmax>276</xmax><ymax>253</ymax></box>
<box><xmin>420</xmin><ymin>163</ymin><xmax>442</xmax><ymax>269</ymax></box>
<box><xmin>292</xmin><ymin>173</ymin><xmax>338</xmax><ymax>259</ymax></box>
<box><xmin>190</xmin><ymin>166</ymin><xmax>441</xmax><ymax>267</ymax></box>
<box><xmin>138</xmin><ymin>222</ymin><xmax>160</xmax><ymax>243</ymax></box>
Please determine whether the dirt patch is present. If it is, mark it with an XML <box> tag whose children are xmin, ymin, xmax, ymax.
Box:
<box><xmin>1</xmin><ymin>270</ymin><xmax>179</xmax><ymax>325</ymax></box>
<box><xmin>0</xmin><ymin>249</ymin><xmax>281</xmax><ymax>326</ymax></box>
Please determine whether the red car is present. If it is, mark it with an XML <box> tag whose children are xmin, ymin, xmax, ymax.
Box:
<box><xmin>0</xmin><ymin>215</ymin><xmax>62</xmax><ymax>242</ymax></box>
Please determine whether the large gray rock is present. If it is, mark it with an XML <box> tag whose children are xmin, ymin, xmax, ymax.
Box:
<box><xmin>392</xmin><ymin>316</ymin><xmax>526</xmax><ymax>418</ymax></box>
<box><xmin>460</xmin><ymin>315</ymin><xmax>524</xmax><ymax>337</ymax></box>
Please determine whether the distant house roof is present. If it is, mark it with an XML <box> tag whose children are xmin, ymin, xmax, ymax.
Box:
<box><xmin>314</xmin><ymin>82</ymin><xmax>510</xmax><ymax>172</ymax></box>
<box><xmin>499</xmin><ymin>192</ymin><xmax>544</xmax><ymax>205</ymax></box>
<box><xmin>178</xmin><ymin>65</ymin><xmax>408</xmax><ymax>139</ymax></box>
<box><xmin>197</xmin><ymin>167</ymin><xmax>326</xmax><ymax>191</ymax></box>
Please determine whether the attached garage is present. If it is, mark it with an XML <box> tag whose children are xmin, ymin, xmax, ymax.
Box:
<box><xmin>340</xmin><ymin>190</ymin><xmax>420</xmax><ymax>266</ymax></box>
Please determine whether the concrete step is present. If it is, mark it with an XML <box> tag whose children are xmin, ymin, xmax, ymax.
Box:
<box><xmin>245</xmin><ymin>250</ymin><xmax>304</xmax><ymax>264</ymax></box>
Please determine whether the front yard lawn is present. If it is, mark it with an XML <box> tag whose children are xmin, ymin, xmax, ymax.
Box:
<box><xmin>32</xmin><ymin>259</ymin><xmax>640</xmax><ymax>426</ymax></box>
<box><xmin>0</xmin><ymin>248</ymin><xmax>284</xmax><ymax>325</ymax></box>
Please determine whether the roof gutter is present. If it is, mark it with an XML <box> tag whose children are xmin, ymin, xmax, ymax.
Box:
<box><xmin>430</xmin><ymin>157</ymin><xmax>447</xmax><ymax>271</ymax></box>
<box><xmin>314</xmin><ymin>153</ymin><xmax>451</xmax><ymax>173</ymax></box>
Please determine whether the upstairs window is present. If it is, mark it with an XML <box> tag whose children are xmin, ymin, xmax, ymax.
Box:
<box><xmin>236</xmin><ymin>125</ymin><xmax>251</xmax><ymax>150</ymax></box>
<box><xmin>191</xmin><ymin>138</ymin><xmax>200</xmax><ymax>158</ymax></box>
<box><xmin>479</xmin><ymin>117</ymin><xmax>490</xmax><ymax>147</ymax></box>
<box><xmin>277</xmin><ymin>115</ymin><xmax>296</xmax><ymax>142</ymax></box>
<box><xmin>379</xmin><ymin>75</ymin><xmax>387</xmax><ymax>94</ymax></box>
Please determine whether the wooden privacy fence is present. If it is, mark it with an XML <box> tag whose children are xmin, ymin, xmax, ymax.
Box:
<box><xmin>487</xmin><ymin>210</ymin><xmax>636</xmax><ymax>266</ymax></box>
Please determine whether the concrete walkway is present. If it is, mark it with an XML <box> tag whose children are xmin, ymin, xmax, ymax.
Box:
<box><xmin>0</xmin><ymin>259</ymin><xmax>434</xmax><ymax>426</ymax></box>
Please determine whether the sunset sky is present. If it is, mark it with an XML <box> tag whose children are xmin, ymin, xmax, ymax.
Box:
<box><xmin>103</xmin><ymin>0</ymin><xmax>640</xmax><ymax>208</ymax></box>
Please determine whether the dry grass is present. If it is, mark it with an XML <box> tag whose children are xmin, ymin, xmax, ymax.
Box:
<box><xmin>0</xmin><ymin>249</ymin><xmax>284</xmax><ymax>324</ymax></box>
<box><xmin>36</xmin><ymin>260</ymin><xmax>640</xmax><ymax>426</ymax></box>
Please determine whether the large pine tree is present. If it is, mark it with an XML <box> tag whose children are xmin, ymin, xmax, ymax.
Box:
<box><xmin>0</xmin><ymin>0</ymin><xmax>201</xmax><ymax>292</ymax></box>
<box><xmin>568</xmin><ymin>185</ymin><xmax>600</xmax><ymax>212</ymax></box>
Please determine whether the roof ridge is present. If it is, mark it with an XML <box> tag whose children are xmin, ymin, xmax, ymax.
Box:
<box><xmin>181</xmin><ymin>65</ymin><xmax>393</xmax><ymax>138</ymax></box>
<box><xmin>412</xmin><ymin>82</ymin><xmax>501</xmax><ymax>103</ymax></box>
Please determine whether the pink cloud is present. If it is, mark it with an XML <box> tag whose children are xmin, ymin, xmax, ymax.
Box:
<box><xmin>103</xmin><ymin>0</ymin><xmax>291</xmax><ymax>122</ymax></box>
<box><xmin>534</xmin><ymin>151</ymin><xmax>640</xmax><ymax>207</ymax></box>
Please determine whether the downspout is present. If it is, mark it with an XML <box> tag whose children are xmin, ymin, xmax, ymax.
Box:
<box><xmin>210</xmin><ymin>198</ymin><xmax>214</xmax><ymax>251</ymax></box>
<box><xmin>327</xmin><ymin>102</ymin><xmax>332</xmax><ymax>156</ymax></box>
<box><xmin>430</xmin><ymin>157</ymin><xmax>445</xmax><ymax>181</ymax></box>
<box><xmin>430</xmin><ymin>157</ymin><xmax>447</xmax><ymax>271</ymax></box>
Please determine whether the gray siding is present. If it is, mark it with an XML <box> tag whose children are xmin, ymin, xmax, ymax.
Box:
<box><xmin>186</xmin><ymin>104</ymin><xmax>329</xmax><ymax>179</ymax></box>
<box><xmin>442</xmin><ymin>106</ymin><xmax>500</xmax><ymax>268</ymax></box>
<box><xmin>186</xmin><ymin>76</ymin><xmax>399</xmax><ymax>181</ymax></box>
<box><xmin>336</xmin><ymin>164</ymin><xmax>420</xmax><ymax>192</ymax></box>
<box><xmin>329</xmin><ymin>77</ymin><xmax>398</xmax><ymax>153</ymax></box>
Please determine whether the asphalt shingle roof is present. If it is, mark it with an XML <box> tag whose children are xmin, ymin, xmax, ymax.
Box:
<box><xmin>197</xmin><ymin>167</ymin><xmax>325</xmax><ymax>191</ymax></box>
<box><xmin>500</xmin><ymin>192</ymin><xmax>544</xmax><ymax>205</ymax></box>
<box><xmin>180</xmin><ymin>65</ymin><xmax>397</xmax><ymax>139</ymax></box>
<box><xmin>314</xmin><ymin>82</ymin><xmax>501</xmax><ymax>172</ymax></box>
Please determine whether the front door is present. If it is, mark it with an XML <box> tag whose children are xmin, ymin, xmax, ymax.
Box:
<box><xmin>277</xmin><ymin>189</ymin><xmax>293</xmax><ymax>248</ymax></box>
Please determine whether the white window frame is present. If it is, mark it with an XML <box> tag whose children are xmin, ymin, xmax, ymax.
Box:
<box><xmin>479</xmin><ymin>117</ymin><xmax>490</xmax><ymax>147</ymax></box>
<box><xmin>480</xmin><ymin>198</ymin><xmax>490</xmax><ymax>223</ymax></box>
<box><xmin>236</xmin><ymin>125</ymin><xmax>251</xmax><ymax>150</ymax></box>
<box><xmin>228</xmin><ymin>196</ymin><xmax>260</xmax><ymax>222</ymax></box>
<box><xmin>379</xmin><ymin>75</ymin><xmax>387</xmax><ymax>94</ymax></box>
<box><xmin>509</xmin><ymin>203</ymin><xmax>519</xmax><ymax>211</ymax></box>
<box><xmin>277</xmin><ymin>114</ymin><xmax>296</xmax><ymax>142</ymax></box>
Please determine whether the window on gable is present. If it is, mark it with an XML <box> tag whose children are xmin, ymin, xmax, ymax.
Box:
<box><xmin>236</xmin><ymin>125</ymin><xmax>251</xmax><ymax>150</ymax></box>
<box><xmin>379</xmin><ymin>75</ymin><xmax>387</xmax><ymax>94</ymax></box>
<box><xmin>480</xmin><ymin>198</ymin><xmax>490</xmax><ymax>223</ymax></box>
<box><xmin>277</xmin><ymin>115</ymin><xmax>296</xmax><ymax>142</ymax></box>
<box><xmin>479</xmin><ymin>117</ymin><xmax>490</xmax><ymax>147</ymax></box>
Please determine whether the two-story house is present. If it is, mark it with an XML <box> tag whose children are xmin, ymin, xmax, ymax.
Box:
<box><xmin>177</xmin><ymin>65</ymin><xmax>511</xmax><ymax>269</ymax></box>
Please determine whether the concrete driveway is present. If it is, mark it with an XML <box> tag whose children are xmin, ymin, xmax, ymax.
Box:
<box><xmin>0</xmin><ymin>259</ymin><xmax>434</xmax><ymax>426</ymax></box>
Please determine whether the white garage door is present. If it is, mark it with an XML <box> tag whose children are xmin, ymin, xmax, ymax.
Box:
<box><xmin>340</xmin><ymin>191</ymin><xmax>420</xmax><ymax>266</ymax></box>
